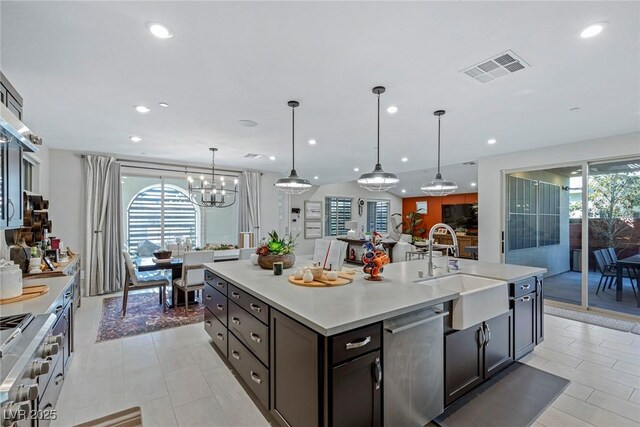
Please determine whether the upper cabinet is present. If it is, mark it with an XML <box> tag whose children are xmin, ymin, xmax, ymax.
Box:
<box><xmin>1</xmin><ymin>72</ymin><xmax>24</xmax><ymax>121</ymax></box>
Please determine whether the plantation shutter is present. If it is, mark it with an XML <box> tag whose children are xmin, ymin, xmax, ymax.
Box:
<box><xmin>127</xmin><ymin>185</ymin><xmax>197</xmax><ymax>250</ymax></box>
<box><xmin>325</xmin><ymin>197</ymin><xmax>353</xmax><ymax>236</ymax></box>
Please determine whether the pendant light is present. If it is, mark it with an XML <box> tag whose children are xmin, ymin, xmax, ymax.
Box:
<box><xmin>421</xmin><ymin>110</ymin><xmax>458</xmax><ymax>196</ymax></box>
<box><xmin>357</xmin><ymin>86</ymin><xmax>399</xmax><ymax>192</ymax></box>
<box><xmin>275</xmin><ymin>100</ymin><xmax>311</xmax><ymax>194</ymax></box>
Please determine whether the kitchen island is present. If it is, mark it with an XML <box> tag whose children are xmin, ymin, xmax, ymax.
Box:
<box><xmin>203</xmin><ymin>258</ymin><xmax>545</xmax><ymax>427</ymax></box>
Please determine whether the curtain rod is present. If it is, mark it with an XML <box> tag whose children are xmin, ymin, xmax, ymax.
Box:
<box><xmin>79</xmin><ymin>154</ymin><xmax>261</xmax><ymax>175</ymax></box>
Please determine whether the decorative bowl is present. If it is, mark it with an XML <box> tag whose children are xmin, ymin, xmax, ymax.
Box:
<box><xmin>153</xmin><ymin>250</ymin><xmax>173</xmax><ymax>260</ymax></box>
<box><xmin>307</xmin><ymin>265</ymin><xmax>323</xmax><ymax>280</ymax></box>
<box><xmin>257</xmin><ymin>253</ymin><xmax>295</xmax><ymax>270</ymax></box>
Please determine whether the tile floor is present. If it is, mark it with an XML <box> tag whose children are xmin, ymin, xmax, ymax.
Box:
<box><xmin>53</xmin><ymin>294</ymin><xmax>640</xmax><ymax>427</ymax></box>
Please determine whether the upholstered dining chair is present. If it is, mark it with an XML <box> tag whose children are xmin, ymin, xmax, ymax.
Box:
<box><xmin>173</xmin><ymin>250</ymin><xmax>215</xmax><ymax>312</ymax></box>
<box><xmin>122</xmin><ymin>250</ymin><xmax>169</xmax><ymax>316</ymax></box>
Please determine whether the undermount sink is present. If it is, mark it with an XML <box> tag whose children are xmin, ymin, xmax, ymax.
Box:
<box><xmin>418</xmin><ymin>274</ymin><xmax>509</xmax><ymax>330</ymax></box>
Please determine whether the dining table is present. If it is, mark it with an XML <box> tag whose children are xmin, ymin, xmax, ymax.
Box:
<box><xmin>133</xmin><ymin>256</ymin><xmax>198</xmax><ymax>308</ymax></box>
<box><xmin>616</xmin><ymin>254</ymin><xmax>640</xmax><ymax>306</ymax></box>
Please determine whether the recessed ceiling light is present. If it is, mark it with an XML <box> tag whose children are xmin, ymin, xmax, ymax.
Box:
<box><xmin>159</xmin><ymin>102</ymin><xmax>169</xmax><ymax>108</ymax></box>
<box><xmin>314</xmin><ymin>176</ymin><xmax>319</xmax><ymax>180</ymax></box>
<box><xmin>146</xmin><ymin>22</ymin><xmax>173</xmax><ymax>39</ymax></box>
<box><xmin>401</xmin><ymin>189</ymin><xmax>406</xmax><ymax>193</ymax></box>
<box><xmin>354</xmin><ymin>167</ymin><xmax>360</xmax><ymax>172</ymax></box>
<box><xmin>580</xmin><ymin>22</ymin><xmax>608</xmax><ymax>38</ymax></box>
<box><xmin>471</xmin><ymin>182</ymin><xmax>477</xmax><ymax>187</ymax></box>
<box><xmin>269</xmin><ymin>155</ymin><xmax>277</xmax><ymax>161</ymax></box>
<box><xmin>401</xmin><ymin>157</ymin><xmax>408</xmax><ymax>162</ymax></box>
<box><xmin>238</xmin><ymin>120</ymin><xmax>258</xmax><ymax>127</ymax></box>
<box><xmin>134</xmin><ymin>105</ymin><xmax>151</xmax><ymax>113</ymax></box>
<box><xmin>129</xmin><ymin>136</ymin><xmax>142</xmax><ymax>143</ymax></box>
<box><xmin>308</xmin><ymin>139</ymin><xmax>317</xmax><ymax>145</ymax></box>
<box><xmin>387</xmin><ymin>106</ymin><xmax>398</xmax><ymax>114</ymax></box>
<box><xmin>487</xmin><ymin>138</ymin><xmax>497</xmax><ymax>145</ymax></box>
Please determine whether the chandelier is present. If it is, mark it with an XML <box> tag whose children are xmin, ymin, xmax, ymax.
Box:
<box><xmin>187</xmin><ymin>147</ymin><xmax>239</xmax><ymax>208</ymax></box>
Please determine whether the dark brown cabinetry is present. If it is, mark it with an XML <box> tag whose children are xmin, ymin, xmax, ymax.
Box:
<box><xmin>445</xmin><ymin>310</ymin><xmax>513</xmax><ymax>406</ymax></box>
<box><xmin>510</xmin><ymin>276</ymin><xmax>544</xmax><ymax>360</ymax></box>
<box><xmin>1</xmin><ymin>72</ymin><xmax>24</xmax><ymax>120</ymax></box>
<box><xmin>1</xmin><ymin>138</ymin><xmax>23</xmax><ymax>229</ymax></box>
<box><xmin>331</xmin><ymin>350</ymin><xmax>382</xmax><ymax>427</ymax></box>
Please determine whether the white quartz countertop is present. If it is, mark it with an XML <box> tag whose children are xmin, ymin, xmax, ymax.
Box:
<box><xmin>0</xmin><ymin>276</ymin><xmax>74</xmax><ymax>317</ymax></box>
<box><xmin>204</xmin><ymin>258</ymin><xmax>545</xmax><ymax>336</ymax></box>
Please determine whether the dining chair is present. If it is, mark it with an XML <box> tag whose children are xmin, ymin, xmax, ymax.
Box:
<box><xmin>594</xmin><ymin>249</ymin><xmax>637</xmax><ymax>302</ymax></box>
<box><xmin>122</xmin><ymin>250</ymin><xmax>169</xmax><ymax>316</ymax></box>
<box><xmin>173</xmin><ymin>250</ymin><xmax>215</xmax><ymax>312</ymax></box>
<box><xmin>239</xmin><ymin>248</ymin><xmax>255</xmax><ymax>260</ymax></box>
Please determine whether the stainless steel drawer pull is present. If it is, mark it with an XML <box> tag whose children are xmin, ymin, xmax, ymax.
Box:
<box><xmin>205</xmin><ymin>320</ymin><xmax>212</xmax><ymax>327</ymax></box>
<box><xmin>64</xmin><ymin>291</ymin><xmax>72</xmax><ymax>298</ymax></box>
<box><xmin>216</xmin><ymin>304</ymin><xmax>224</xmax><ymax>311</ymax></box>
<box><xmin>55</xmin><ymin>373</ymin><xmax>64</xmax><ymax>386</ymax></box>
<box><xmin>250</xmin><ymin>333</ymin><xmax>262</xmax><ymax>343</ymax></box>
<box><xmin>520</xmin><ymin>296</ymin><xmax>531</xmax><ymax>302</ymax></box>
<box><xmin>249</xmin><ymin>303</ymin><xmax>262</xmax><ymax>312</ymax></box>
<box><xmin>231</xmin><ymin>292</ymin><xmax>240</xmax><ymax>299</ymax></box>
<box><xmin>345</xmin><ymin>336</ymin><xmax>371</xmax><ymax>350</ymax></box>
<box><xmin>206</xmin><ymin>294</ymin><xmax>212</xmax><ymax>300</ymax></box>
<box><xmin>231</xmin><ymin>317</ymin><xmax>241</xmax><ymax>325</ymax></box>
<box><xmin>55</xmin><ymin>305</ymin><xmax>63</xmax><ymax>314</ymax></box>
<box><xmin>250</xmin><ymin>371</ymin><xmax>262</xmax><ymax>384</ymax></box>
<box><xmin>520</xmin><ymin>284</ymin><xmax>531</xmax><ymax>290</ymax></box>
<box><xmin>217</xmin><ymin>282</ymin><xmax>225</xmax><ymax>288</ymax></box>
<box><xmin>216</xmin><ymin>333</ymin><xmax>224</xmax><ymax>341</ymax></box>
<box><xmin>232</xmin><ymin>351</ymin><xmax>241</xmax><ymax>360</ymax></box>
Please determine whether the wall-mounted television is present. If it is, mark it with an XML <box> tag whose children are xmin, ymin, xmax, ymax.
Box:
<box><xmin>442</xmin><ymin>204</ymin><xmax>478</xmax><ymax>229</ymax></box>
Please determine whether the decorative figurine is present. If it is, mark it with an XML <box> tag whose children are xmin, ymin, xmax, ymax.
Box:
<box><xmin>361</xmin><ymin>231</ymin><xmax>390</xmax><ymax>281</ymax></box>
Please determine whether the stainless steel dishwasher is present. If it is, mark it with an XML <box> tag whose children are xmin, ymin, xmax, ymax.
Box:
<box><xmin>383</xmin><ymin>305</ymin><xmax>448</xmax><ymax>427</ymax></box>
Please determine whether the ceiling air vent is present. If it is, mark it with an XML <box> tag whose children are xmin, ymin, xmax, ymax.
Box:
<box><xmin>244</xmin><ymin>153</ymin><xmax>263</xmax><ymax>159</ymax></box>
<box><xmin>461</xmin><ymin>50</ymin><xmax>530</xmax><ymax>84</ymax></box>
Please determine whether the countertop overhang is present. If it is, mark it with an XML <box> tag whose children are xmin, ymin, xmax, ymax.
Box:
<box><xmin>204</xmin><ymin>258</ymin><xmax>546</xmax><ymax>336</ymax></box>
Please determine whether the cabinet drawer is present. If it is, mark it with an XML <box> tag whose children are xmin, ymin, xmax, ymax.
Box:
<box><xmin>38</xmin><ymin>355</ymin><xmax>64</xmax><ymax>427</ymax></box>
<box><xmin>204</xmin><ymin>283</ymin><xmax>227</xmax><ymax>326</ymax></box>
<box><xmin>205</xmin><ymin>270</ymin><xmax>228</xmax><ymax>296</ymax></box>
<box><xmin>229</xmin><ymin>301</ymin><xmax>269</xmax><ymax>367</ymax></box>
<box><xmin>228</xmin><ymin>284</ymin><xmax>269</xmax><ymax>325</ymax></box>
<box><xmin>205</xmin><ymin>308</ymin><xmax>228</xmax><ymax>358</ymax></box>
<box><xmin>228</xmin><ymin>333</ymin><xmax>269</xmax><ymax>409</ymax></box>
<box><xmin>330</xmin><ymin>323</ymin><xmax>381</xmax><ymax>365</ymax></box>
<box><xmin>511</xmin><ymin>277</ymin><xmax>537</xmax><ymax>298</ymax></box>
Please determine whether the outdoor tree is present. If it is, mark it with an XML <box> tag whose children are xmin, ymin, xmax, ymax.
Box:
<box><xmin>588</xmin><ymin>171</ymin><xmax>640</xmax><ymax>252</ymax></box>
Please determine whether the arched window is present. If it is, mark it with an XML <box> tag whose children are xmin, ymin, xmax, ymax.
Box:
<box><xmin>127</xmin><ymin>184</ymin><xmax>198</xmax><ymax>251</ymax></box>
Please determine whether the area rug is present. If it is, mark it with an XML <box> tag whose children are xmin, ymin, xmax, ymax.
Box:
<box><xmin>74</xmin><ymin>406</ymin><xmax>142</xmax><ymax>427</ymax></box>
<box><xmin>434</xmin><ymin>362</ymin><xmax>568</xmax><ymax>427</ymax></box>
<box><xmin>96</xmin><ymin>292</ymin><xmax>203</xmax><ymax>342</ymax></box>
<box><xmin>544</xmin><ymin>305</ymin><xmax>640</xmax><ymax>335</ymax></box>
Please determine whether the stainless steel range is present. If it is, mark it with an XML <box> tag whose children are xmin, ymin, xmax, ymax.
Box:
<box><xmin>0</xmin><ymin>312</ymin><xmax>61</xmax><ymax>426</ymax></box>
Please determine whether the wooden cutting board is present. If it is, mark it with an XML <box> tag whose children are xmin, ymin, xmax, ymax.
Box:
<box><xmin>0</xmin><ymin>285</ymin><xmax>49</xmax><ymax>305</ymax></box>
<box><xmin>288</xmin><ymin>272</ymin><xmax>353</xmax><ymax>287</ymax></box>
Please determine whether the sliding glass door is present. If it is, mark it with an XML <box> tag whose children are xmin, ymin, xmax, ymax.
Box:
<box><xmin>504</xmin><ymin>158</ymin><xmax>640</xmax><ymax>317</ymax></box>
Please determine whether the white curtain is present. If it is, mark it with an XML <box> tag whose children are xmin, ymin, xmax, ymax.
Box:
<box><xmin>239</xmin><ymin>171</ymin><xmax>262</xmax><ymax>241</ymax></box>
<box><xmin>84</xmin><ymin>155</ymin><xmax>123</xmax><ymax>296</ymax></box>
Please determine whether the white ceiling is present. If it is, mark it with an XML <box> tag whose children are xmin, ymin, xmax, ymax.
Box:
<box><xmin>1</xmin><ymin>1</ymin><xmax>639</xmax><ymax>187</ymax></box>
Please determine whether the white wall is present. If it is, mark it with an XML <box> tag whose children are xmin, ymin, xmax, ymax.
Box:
<box><xmin>288</xmin><ymin>181</ymin><xmax>402</xmax><ymax>255</ymax></box>
<box><xmin>478</xmin><ymin>131</ymin><xmax>640</xmax><ymax>263</ymax></box>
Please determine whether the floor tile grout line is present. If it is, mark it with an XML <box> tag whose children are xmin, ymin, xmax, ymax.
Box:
<box><xmin>546</xmin><ymin>405</ymin><xmax>599</xmax><ymax>427</ymax></box>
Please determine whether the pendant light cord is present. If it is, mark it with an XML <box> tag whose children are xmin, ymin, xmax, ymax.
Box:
<box><xmin>436</xmin><ymin>114</ymin><xmax>441</xmax><ymax>175</ymax></box>
<box><xmin>377</xmin><ymin>91</ymin><xmax>381</xmax><ymax>165</ymax></box>
<box><xmin>291</xmin><ymin>105</ymin><xmax>295</xmax><ymax>171</ymax></box>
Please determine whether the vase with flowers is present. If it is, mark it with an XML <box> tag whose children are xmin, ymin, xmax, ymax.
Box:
<box><xmin>256</xmin><ymin>231</ymin><xmax>297</xmax><ymax>270</ymax></box>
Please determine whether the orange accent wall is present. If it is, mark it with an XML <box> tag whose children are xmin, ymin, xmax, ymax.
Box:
<box><xmin>401</xmin><ymin>193</ymin><xmax>478</xmax><ymax>238</ymax></box>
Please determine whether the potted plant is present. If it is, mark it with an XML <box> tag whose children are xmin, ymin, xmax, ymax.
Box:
<box><xmin>256</xmin><ymin>231</ymin><xmax>298</xmax><ymax>270</ymax></box>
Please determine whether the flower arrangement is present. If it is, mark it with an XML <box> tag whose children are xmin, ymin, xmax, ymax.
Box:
<box><xmin>255</xmin><ymin>231</ymin><xmax>298</xmax><ymax>269</ymax></box>
<box><xmin>256</xmin><ymin>231</ymin><xmax>297</xmax><ymax>256</ymax></box>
